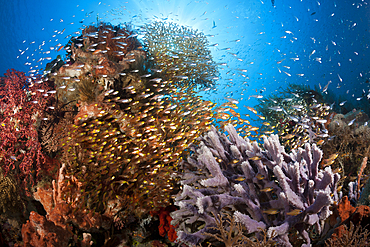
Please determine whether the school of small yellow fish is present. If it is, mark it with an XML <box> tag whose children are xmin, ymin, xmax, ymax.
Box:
<box><xmin>33</xmin><ymin>23</ymin><xmax>231</xmax><ymax>218</ymax></box>
<box><xmin>142</xmin><ymin>21</ymin><xmax>219</xmax><ymax>90</ymax></box>
<box><xmin>254</xmin><ymin>86</ymin><xmax>333</xmax><ymax>151</ymax></box>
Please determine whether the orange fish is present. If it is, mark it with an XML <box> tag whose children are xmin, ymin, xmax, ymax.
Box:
<box><xmin>57</xmin><ymin>45</ymin><xmax>64</xmax><ymax>52</ymax></box>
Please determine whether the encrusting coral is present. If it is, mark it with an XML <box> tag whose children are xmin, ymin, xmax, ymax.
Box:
<box><xmin>171</xmin><ymin>123</ymin><xmax>340</xmax><ymax>246</ymax></box>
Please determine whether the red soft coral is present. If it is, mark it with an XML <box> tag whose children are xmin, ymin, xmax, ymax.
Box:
<box><xmin>0</xmin><ymin>69</ymin><xmax>53</xmax><ymax>194</ymax></box>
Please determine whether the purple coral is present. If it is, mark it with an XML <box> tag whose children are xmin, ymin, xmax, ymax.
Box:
<box><xmin>171</xmin><ymin>124</ymin><xmax>340</xmax><ymax>246</ymax></box>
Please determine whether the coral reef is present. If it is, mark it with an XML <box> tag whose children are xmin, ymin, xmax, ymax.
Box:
<box><xmin>34</xmin><ymin>22</ymin><xmax>217</xmax><ymax>226</ymax></box>
<box><xmin>4</xmin><ymin>18</ymin><xmax>370</xmax><ymax>247</ymax></box>
<box><xmin>322</xmin><ymin>111</ymin><xmax>370</xmax><ymax>198</ymax></box>
<box><xmin>325</xmin><ymin>221</ymin><xmax>370</xmax><ymax>247</ymax></box>
<box><xmin>0</xmin><ymin>169</ymin><xmax>24</xmax><ymax>214</ymax></box>
<box><xmin>202</xmin><ymin>212</ymin><xmax>277</xmax><ymax>247</ymax></box>
<box><xmin>171</xmin><ymin>123</ymin><xmax>340</xmax><ymax>246</ymax></box>
<box><xmin>48</xmin><ymin>23</ymin><xmax>145</xmax><ymax>107</ymax></box>
<box><xmin>20</xmin><ymin>211</ymin><xmax>73</xmax><ymax>247</ymax></box>
<box><xmin>0</xmin><ymin>21</ymin><xmax>221</xmax><ymax>246</ymax></box>
<box><xmin>33</xmin><ymin>163</ymin><xmax>111</xmax><ymax>232</ymax></box>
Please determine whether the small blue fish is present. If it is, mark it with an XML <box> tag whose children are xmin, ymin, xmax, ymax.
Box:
<box><xmin>212</xmin><ymin>21</ymin><xmax>217</xmax><ymax>29</ymax></box>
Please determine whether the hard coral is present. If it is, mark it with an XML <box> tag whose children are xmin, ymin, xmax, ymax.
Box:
<box><xmin>171</xmin><ymin>124</ymin><xmax>340</xmax><ymax>247</ymax></box>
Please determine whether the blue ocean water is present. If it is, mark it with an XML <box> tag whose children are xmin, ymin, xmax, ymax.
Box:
<box><xmin>1</xmin><ymin>0</ymin><xmax>370</xmax><ymax>122</ymax></box>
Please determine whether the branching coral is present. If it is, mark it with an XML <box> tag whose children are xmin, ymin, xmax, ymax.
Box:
<box><xmin>325</xmin><ymin>221</ymin><xmax>370</xmax><ymax>247</ymax></box>
<box><xmin>322</xmin><ymin>196</ymin><xmax>370</xmax><ymax>246</ymax></box>
<box><xmin>202</xmin><ymin>212</ymin><xmax>277</xmax><ymax>247</ymax></box>
<box><xmin>171</xmin><ymin>123</ymin><xmax>340</xmax><ymax>246</ymax></box>
<box><xmin>142</xmin><ymin>21</ymin><xmax>219</xmax><ymax>89</ymax></box>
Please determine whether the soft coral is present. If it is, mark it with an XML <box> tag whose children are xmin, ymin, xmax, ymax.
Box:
<box><xmin>0</xmin><ymin>69</ymin><xmax>53</xmax><ymax>195</ymax></box>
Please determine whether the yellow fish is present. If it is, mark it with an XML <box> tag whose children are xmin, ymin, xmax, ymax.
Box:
<box><xmin>235</xmin><ymin>177</ymin><xmax>246</xmax><ymax>181</ymax></box>
<box><xmin>327</xmin><ymin>153</ymin><xmax>339</xmax><ymax>160</ymax></box>
<box><xmin>333</xmin><ymin>167</ymin><xmax>342</xmax><ymax>173</ymax></box>
<box><xmin>282</xmin><ymin>133</ymin><xmax>296</xmax><ymax>140</ymax></box>
<box><xmin>287</xmin><ymin>209</ymin><xmax>302</xmax><ymax>216</ymax></box>
<box><xmin>256</xmin><ymin>173</ymin><xmax>265</xmax><ymax>180</ymax></box>
<box><xmin>249</xmin><ymin>156</ymin><xmax>262</xmax><ymax>161</ymax></box>
<box><xmin>336</xmin><ymin>185</ymin><xmax>343</xmax><ymax>192</ymax></box>
<box><xmin>217</xmin><ymin>112</ymin><xmax>230</xmax><ymax>120</ymax></box>
<box><xmin>263</xmin><ymin>209</ymin><xmax>280</xmax><ymax>215</ymax></box>
<box><xmin>261</xmin><ymin>187</ymin><xmax>274</xmax><ymax>192</ymax></box>
<box><xmin>247</xmin><ymin>126</ymin><xmax>259</xmax><ymax>132</ymax></box>
<box><xmin>322</xmin><ymin>159</ymin><xmax>335</xmax><ymax>167</ymax></box>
